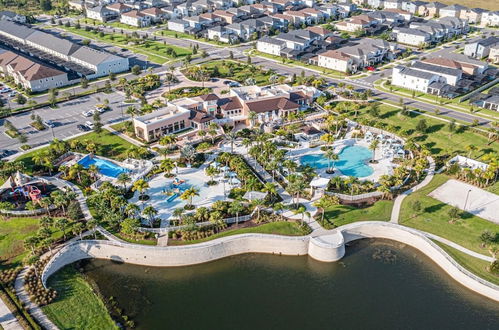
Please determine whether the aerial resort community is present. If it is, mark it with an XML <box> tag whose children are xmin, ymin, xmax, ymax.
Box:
<box><xmin>0</xmin><ymin>0</ymin><xmax>499</xmax><ymax>328</ymax></box>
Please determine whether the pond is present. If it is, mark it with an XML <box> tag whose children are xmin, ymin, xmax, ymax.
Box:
<box><xmin>75</xmin><ymin>239</ymin><xmax>499</xmax><ymax>330</ymax></box>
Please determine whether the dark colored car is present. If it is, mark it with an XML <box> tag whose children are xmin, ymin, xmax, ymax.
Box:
<box><xmin>77</xmin><ymin>124</ymin><xmax>89</xmax><ymax>132</ymax></box>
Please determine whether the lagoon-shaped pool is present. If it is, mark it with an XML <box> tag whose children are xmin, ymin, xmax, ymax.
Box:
<box><xmin>300</xmin><ymin>145</ymin><xmax>374</xmax><ymax>178</ymax></box>
<box><xmin>78</xmin><ymin>155</ymin><xmax>129</xmax><ymax>178</ymax></box>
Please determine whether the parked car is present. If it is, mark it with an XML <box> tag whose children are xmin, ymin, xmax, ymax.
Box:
<box><xmin>43</xmin><ymin>120</ymin><xmax>55</xmax><ymax>128</ymax></box>
<box><xmin>95</xmin><ymin>105</ymin><xmax>109</xmax><ymax>113</ymax></box>
<box><xmin>0</xmin><ymin>88</ymin><xmax>11</xmax><ymax>93</ymax></box>
<box><xmin>223</xmin><ymin>80</ymin><xmax>232</xmax><ymax>85</ymax></box>
<box><xmin>366</xmin><ymin>66</ymin><xmax>376</xmax><ymax>72</ymax></box>
<box><xmin>0</xmin><ymin>149</ymin><xmax>17</xmax><ymax>159</ymax></box>
<box><xmin>228</xmin><ymin>82</ymin><xmax>240</xmax><ymax>87</ymax></box>
<box><xmin>8</xmin><ymin>91</ymin><xmax>17</xmax><ymax>97</ymax></box>
<box><xmin>85</xmin><ymin>121</ymin><xmax>94</xmax><ymax>130</ymax></box>
<box><xmin>77</xmin><ymin>124</ymin><xmax>89</xmax><ymax>132</ymax></box>
<box><xmin>82</xmin><ymin>109</ymin><xmax>95</xmax><ymax>117</ymax></box>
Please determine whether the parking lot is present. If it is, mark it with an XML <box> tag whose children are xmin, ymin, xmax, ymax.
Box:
<box><xmin>0</xmin><ymin>91</ymin><xmax>127</xmax><ymax>154</ymax></box>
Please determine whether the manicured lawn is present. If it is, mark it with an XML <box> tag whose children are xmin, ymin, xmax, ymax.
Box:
<box><xmin>43</xmin><ymin>266</ymin><xmax>117</xmax><ymax>330</ymax></box>
<box><xmin>16</xmin><ymin>129</ymin><xmax>135</xmax><ymax>173</ymax></box>
<box><xmin>70</xmin><ymin>130</ymin><xmax>135</xmax><ymax>159</ymax></box>
<box><xmin>114</xmin><ymin>232</ymin><xmax>157</xmax><ymax>246</ymax></box>
<box><xmin>158</xmin><ymin>29</ymin><xmax>225</xmax><ymax>46</ymax></box>
<box><xmin>252</xmin><ymin>50</ymin><xmax>348</xmax><ymax>78</ymax></box>
<box><xmin>434</xmin><ymin>241</ymin><xmax>499</xmax><ymax>286</ymax></box>
<box><xmin>56</xmin><ymin>25</ymin><xmax>190</xmax><ymax>64</ymax></box>
<box><xmin>322</xmin><ymin>200</ymin><xmax>394</xmax><ymax>229</ymax></box>
<box><xmin>376</xmin><ymin>80</ymin><xmax>499</xmax><ymax>118</ymax></box>
<box><xmin>486</xmin><ymin>181</ymin><xmax>499</xmax><ymax>195</ymax></box>
<box><xmin>354</xmin><ymin>104</ymin><xmax>499</xmax><ymax>156</ymax></box>
<box><xmin>195</xmin><ymin>60</ymin><xmax>277</xmax><ymax>86</ymax></box>
<box><xmin>400</xmin><ymin>174</ymin><xmax>499</xmax><ymax>254</ymax></box>
<box><xmin>0</xmin><ymin>217</ymin><xmax>66</xmax><ymax>269</ymax></box>
<box><xmin>169</xmin><ymin>221</ymin><xmax>306</xmax><ymax>245</ymax></box>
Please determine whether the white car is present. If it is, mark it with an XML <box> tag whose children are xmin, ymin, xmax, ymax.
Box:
<box><xmin>8</xmin><ymin>91</ymin><xmax>17</xmax><ymax>97</ymax></box>
<box><xmin>0</xmin><ymin>88</ymin><xmax>11</xmax><ymax>93</ymax></box>
<box><xmin>95</xmin><ymin>106</ymin><xmax>108</xmax><ymax>113</ymax></box>
<box><xmin>82</xmin><ymin>110</ymin><xmax>95</xmax><ymax>117</ymax></box>
<box><xmin>85</xmin><ymin>121</ymin><xmax>94</xmax><ymax>129</ymax></box>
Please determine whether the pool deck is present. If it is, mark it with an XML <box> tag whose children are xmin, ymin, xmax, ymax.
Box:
<box><xmin>130</xmin><ymin>165</ymin><xmax>232</xmax><ymax>227</ymax></box>
<box><xmin>288</xmin><ymin>140</ymin><xmax>394</xmax><ymax>182</ymax></box>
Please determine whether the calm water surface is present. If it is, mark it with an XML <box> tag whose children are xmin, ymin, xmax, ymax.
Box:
<box><xmin>81</xmin><ymin>239</ymin><xmax>499</xmax><ymax>330</ymax></box>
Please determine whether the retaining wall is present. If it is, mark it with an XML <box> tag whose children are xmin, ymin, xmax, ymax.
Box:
<box><xmin>41</xmin><ymin>222</ymin><xmax>499</xmax><ymax>302</ymax></box>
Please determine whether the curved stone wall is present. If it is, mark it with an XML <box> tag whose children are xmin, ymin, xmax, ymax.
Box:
<box><xmin>41</xmin><ymin>222</ymin><xmax>499</xmax><ymax>302</ymax></box>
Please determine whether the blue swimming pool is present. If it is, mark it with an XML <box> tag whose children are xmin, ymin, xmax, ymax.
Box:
<box><xmin>300</xmin><ymin>145</ymin><xmax>374</xmax><ymax>178</ymax></box>
<box><xmin>78</xmin><ymin>155</ymin><xmax>128</xmax><ymax>178</ymax></box>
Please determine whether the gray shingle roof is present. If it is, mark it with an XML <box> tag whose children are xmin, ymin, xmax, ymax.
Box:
<box><xmin>396</xmin><ymin>65</ymin><xmax>436</xmax><ymax>80</ymax></box>
<box><xmin>27</xmin><ymin>31</ymin><xmax>80</xmax><ymax>56</ymax></box>
<box><xmin>0</xmin><ymin>20</ymin><xmax>34</xmax><ymax>39</ymax></box>
<box><xmin>411</xmin><ymin>61</ymin><xmax>462</xmax><ymax>76</ymax></box>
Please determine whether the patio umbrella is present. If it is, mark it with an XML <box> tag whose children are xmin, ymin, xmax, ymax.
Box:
<box><xmin>220</xmin><ymin>166</ymin><xmax>230</xmax><ymax>172</ymax></box>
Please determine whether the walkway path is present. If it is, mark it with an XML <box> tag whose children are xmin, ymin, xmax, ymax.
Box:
<box><xmin>14</xmin><ymin>269</ymin><xmax>58</xmax><ymax>330</ymax></box>
<box><xmin>390</xmin><ymin>156</ymin><xmax>435</xmax><ymax>223</ymax></box>
<box><xmin>0</xmin><ymin>297</ymin><xmax>23</xmax><ymax>330</ymax></box>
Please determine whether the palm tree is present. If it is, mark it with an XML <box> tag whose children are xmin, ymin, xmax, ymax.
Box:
<box><xmin>51</xmin><ymin>191</ymin><xmax>68</xmax><ymax>215</ymax></box>
<box><xmin>248</xmin><ymin>111</ymin><xmax>257</xmax><ymax>127</ymax></box>
<box><xmin>24</xmin><ymin>236</ymin><xmax>39</xmax><ymax>254</ymax></box>
<box><xmin>293</xmin><ymin>205</ymin><xmax>310</xmax><ymax>225</ymax></box>
<box><xmin>172</xmin><ymin>207</ymin><xmax>185</xmax><ymax>225</ymax></box>
<box><xmin>125</xmin><ymin>203</ymin><xmax>140</xmax><ymax>219</ymax></box>
<box><xmin>324</xmin><ymin>149</ymin><xmax>338</xmax><ymax>173</ymax></box>
<box><xmin>205</xmin><ymin>166</ymin><xmax>219</xmax><ymax>183</ymax></box>
<box><xmin>320</xmin><ymin>133</ymin><xmax>335</xmax><ymax>147</ymax></box>
<box><xmin>39</xmin><ymin>197</ymin><xmax>52</xmax><ymax>216</ymax></box>
<box><xmin>142</xmin><ymin>205</ymin><xmax>158</xmax><ymax>228</ymax></box>
<box><xmin>88</xmin><ymin>164</ymin><xmax>99</xmax><ymax>180</ymax></box>
<box><xmin>126</xmin><ymin>106</ymin><xmax>138</xmax><ymax>119</ymax></box>
<box><xmin>251</xmin><ymin>199</ymin><xmax>265</xmax><ymax>221</ymax></box>
<box><xmin>228</xmin><ymin>200</ymin><xmax>244</xmax><ymax>225</ymax></box>
<box><xmin>160</xmin><ymin>159</ymin><xmax>175</xmax><ymax>176</ymax></box>
<box><xmin>55</xmin><ymin>218</ymin><xmax>69</xmax><ymax>240</ymax></box>
<box><xmin>132</xmin><ymin>179</ymin><xmax>149</xmax><ymax>206</ymax></box>
<box><xmin>117</xmin><ymin>172</ymin><xmax>132</xmax><ymax>190</ymax></box>
<box><xmin>273</xmin><ymin>202</ymin><xmax>286</xmax><ymax>221</ymax></box>
<box><xmin>369</xmin><ymin>139</ymin><xmax>379</xmax><ymax>162</ymax></box>
<box><xmin>465</xmin><ymin>144</ymin><xmax>477</xmax><ymax>158</ymax></box>
<box><xmin>262</xmin><ymin>182</ymin><xmax>278</xmax><ymax>201</ymax></box>
<box><xmin>180</xmin><ymin>187</ymin><xmax>200</xmax><ymax>207</ymax></box>
<box><xmin>159</xmin><ymin>135</ymin><xmax>177</xmax><ymax>150</ymax></box>
<box><xmin>69</xmin><ymin>163</ymin><xmax>85</xmax><ymax>183</ymax></box>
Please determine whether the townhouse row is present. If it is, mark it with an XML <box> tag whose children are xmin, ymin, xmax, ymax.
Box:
<box><xmin>392</xmin><ymin>16</ymin><xmax>468</xmax><ymax>47</ymax></box>
<box><xmin>0</xmin><ymin>20</ymin><xmax>129</xmax><ymax>80</ymax></box>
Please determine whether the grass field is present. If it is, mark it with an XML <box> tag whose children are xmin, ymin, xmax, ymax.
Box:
<box><xmin>169</xmin><ymin>221</ymin><xmax>306</xmax><ymax>245</ymax></box>
<box><xmin>43</xmin><ymin>266</ymin><xmax>117</xmax><ymax>330</ymax></box>
<box><xmin>0</xmin><ymin>217</ymin><xmax>66</xmax><ymax>269</ymax></box>
<box><xmin>56</xmin><ymin>25</ymin><xmax>190</xmax><ymax>64</ymax></box>
<box><xmin>16</xmin><ymin>129</ymin><xmax>135</xmax><ymax>173</ymax></box>
<box><xmin>322</xmin><ymin>200</ymin><xmax>394</xmax><ymax>229</ymax></box>
<box><xmin>376</xmin><ymin>80</ymin><xmax>499</xmax><ymax>119</ymax></box>
<box><xmin>437</xmin><ymin>0</ymin><xmax>498</xmax><ymax>11</ymax></box>
<box><xmin>194</xmin><ymin>60</ymin><xmax>276</xmax><ymax>86</ymax></box>
<box><xmin>353</xmin><ymin>104</ymin><xmax>499</xmax><ymax>157</ymax></box>
<box><xmin>400</xmin><ymin>174</ymin><xmax>499</xmax><ymax>254</ymax></box>
<box><xmin>434</xmin><ymin>241</ymin><xmax>499</xmax><ymax>286</ymax></box>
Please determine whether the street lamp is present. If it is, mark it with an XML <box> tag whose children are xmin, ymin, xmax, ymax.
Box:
<box><xmin>463</xmin><ymin>189</ymin><xmax>472</xmax><ymax>211</ymax></box>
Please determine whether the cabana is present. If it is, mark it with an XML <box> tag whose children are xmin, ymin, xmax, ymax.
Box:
<box><xmin>309</xmin><ymin>177</ymin><xmax>330</xmax><ymax>196</ymax></box>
